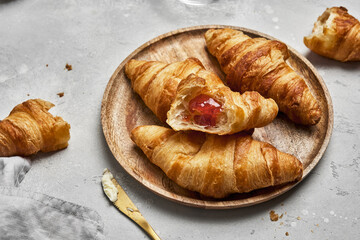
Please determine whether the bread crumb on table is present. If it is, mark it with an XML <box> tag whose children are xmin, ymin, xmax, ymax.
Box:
<box><xmin>57</xmin><ymin>92</ymin><xmax>64</xmax><ymax>97</ymax></box>
<box><xmin>285</xmin><ymin>232</ymin><xmax>289</xmax><ymax>236</ymax></box>
<box><xmin>270</xmin><ymin>210</ymin><xmax>279</xmax><ymax>221</ymax></box>
<box><xmin>65</xmin><ymin>63</ymin><xmax>72</xmax><ymax>71</ymax></box>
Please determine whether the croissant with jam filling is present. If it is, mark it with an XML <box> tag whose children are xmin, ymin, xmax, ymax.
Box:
<box><xmin>125</xmin><ymin>58</ymin><xmax>278</xmax><ymax>135</ymax></box>
<box><xmin>167</xmin><ymin>73</ymin><xmax>278</xmax><ymax>135</ymax></box>
<box><xmin>131</xmin><ymin>125</ymin><xmax>303</xmax><ymax>198</ymax></box>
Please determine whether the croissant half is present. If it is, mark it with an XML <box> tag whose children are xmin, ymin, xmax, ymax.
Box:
<box><xmin>167</xmin><ymin>73</ymin><xmax>278</xmax><ymax>134</ymax></box>
<box><xmin>125</xmin><ymin>58</ymin><xmax>278</xmax><ymax>135</ymax></box>
<box><xmin>205</xmin><ymin>28</ymin><xmax>322</xmax><ymax>125</ymax></box>
<box><xmin>304</xmin><ymin>6</ymin><xmax>360</xmax><ymax>62</ymax></box>
<box><xmin>131</xmin><ymin>125</ymin><xmax>303</xmax><ymax>198</ymax></box>
<box><xmin>0</xmin><ymin>99</ymin><xmax>70</xmax><ymax>157</ymax></box>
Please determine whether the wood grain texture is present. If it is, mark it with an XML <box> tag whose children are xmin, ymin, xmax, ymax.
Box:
<box><xmin>101</xmin><ymin>25</ymin><xmax>333</xmax><ymax>209</ymax></box>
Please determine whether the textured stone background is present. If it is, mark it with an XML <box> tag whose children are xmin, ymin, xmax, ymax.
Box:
<box><xmin>0</xmin><ymin>0</ymin><xmax>359</xmax><ymax>239</ymax></box>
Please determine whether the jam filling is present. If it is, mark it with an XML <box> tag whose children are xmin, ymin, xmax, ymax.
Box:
<box><xmin>188</xmin><ymin>94</ymin><xmax>222</xmax><ymax>127</ymax></box>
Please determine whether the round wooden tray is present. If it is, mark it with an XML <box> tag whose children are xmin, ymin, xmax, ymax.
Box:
<box><xmin>101</xmin><ymin>25</ymin><xmax>333</xmax><ymax>209</ymax></box>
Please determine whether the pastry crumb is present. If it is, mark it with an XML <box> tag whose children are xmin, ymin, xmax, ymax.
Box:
<box><xmin>65</xmin><ymin>63</ymin><xmax>72</xmax><ymax>71</ymax></box>
<box><xmin>27</xmin><ymin>93</ymin><xmax>30</xmax><ymax>96</ymax></box>
<box><xmin>270</xmin><ymin>210</ymin><xmax>279</xmax><ymax>221</ymax></box>
<box><xmin>297</xmin><ymin>216</ymin><xmax>301</xmax><ymax>220</ymax></box>
<box><xmin>285</xmin><ymin>232</ymin><xmax>289</xmax><ymax>236</ymax></box>
<box><xmin>57</xmin><ymin>92</ymin><xmax>64</xmax><ymax>98</ymax></box>
<box><xmin>46</xmin><ymin>64</ymin><xmax>48</xmax><ymax>67</ymax></box>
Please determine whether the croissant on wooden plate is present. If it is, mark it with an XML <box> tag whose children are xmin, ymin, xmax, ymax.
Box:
<box><xmin>0</xmin><ymin>99</ymin><xmax>70</xmax><ymax>157</ymax></box>
<box><xmin>125</xmin><ymin>58</ymin><xmax>278</xmax><ymax>135</ymax></box>
<box><xmin>131</xmin><ymin>125</ymin><xmax>303</xmax><ymax>198</ymax></box>
<box><xmin>205</xmin><ymin>28</ymin><xmax>322</xmax><ymax>125</ymax></box>
<box><xmin>304</xmin><ymin>6</ymin><xmax>360</xmax><ymax>62</ymax></box>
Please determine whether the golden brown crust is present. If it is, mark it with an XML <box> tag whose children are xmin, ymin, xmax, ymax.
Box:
<box><xmin>226</xmin><ymin>40</ymin><xmax>289</xmax><ymax>90</ymax></box>
<box><xmin>131</xmin><ymin>125</ymin><xmax>303</xmax><ymax>198</ymax></box>
<box><xmin>0</xmin><ymin>99</ymin><xmax>71</xmax><ymax>157</ymax></box>
<box><xmin>205</xmin><ymin>28</ymin><xmax>322</xmax><ymax>125</ymax></box>
<box><xmin>304</xmin><ymin>6</ymin><xmax>360</xmax><ymax>62</ymax></box>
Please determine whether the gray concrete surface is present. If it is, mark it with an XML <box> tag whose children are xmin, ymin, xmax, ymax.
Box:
<box><xmin>1</xmin><ymin>0</ymin><xmax>360</xmax><ymax>239</ymax></box>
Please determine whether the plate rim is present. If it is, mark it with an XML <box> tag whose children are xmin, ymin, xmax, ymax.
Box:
<box><xmin>101</xmin><ymin>25</ymin><xmax>334</xmax><ymax>209</ymax></box>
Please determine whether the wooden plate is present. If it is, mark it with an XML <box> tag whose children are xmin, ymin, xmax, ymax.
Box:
<box><xmin>101</xmin><ymin>25</ymin><xmax>333</xmax><ymax>209</ymax></box>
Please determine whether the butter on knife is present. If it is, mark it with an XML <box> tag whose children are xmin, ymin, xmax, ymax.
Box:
<box><xmin>102</xmin><ymin>168</ymin><xmax>118</xmax><ymax>202</ymax></box>
<box><xmin>101</xmin><ymin>168</ymin><xmax>161</xmax><ymax>240</ymax></box>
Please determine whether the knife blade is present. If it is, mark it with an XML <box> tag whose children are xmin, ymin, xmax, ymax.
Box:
<box><xmin>102</xmin><ymin>169</ymin><xmax>161</xmax><ymax>240</ymax></box>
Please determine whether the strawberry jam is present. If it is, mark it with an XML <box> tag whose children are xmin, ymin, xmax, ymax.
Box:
<box><xmin>188</xmin><ymin>94</ymin><xmax>222</xmax><ymax>127</ymax></box>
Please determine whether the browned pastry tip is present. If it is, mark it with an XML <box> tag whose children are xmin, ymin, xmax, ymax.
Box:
<box><xmin>124</xmin><ymin>58</ymin><xmax>205</xmax><ymax>122</ymax></box>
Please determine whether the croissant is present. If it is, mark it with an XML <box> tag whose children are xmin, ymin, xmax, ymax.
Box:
<box><xmin>205</xmin><ymin>28</ymin><xmax>322</xmax><ymax>125</ymax></box>
<box><xmin>131</xmin><ymin>125</ymin><xmax>303</xmax><ymax>198</ymax></box>
<box><xmin>167</xmin><ymin>73</ymin><xmax>278</xmax><ymax>134</ymax></box>
<box><xmin>125</xmin><ymin>58</ymin><xmax>278</xmax><ymax>135</ymax></box>
<box><xmin>304</xmin><ymin>6</ymin><xmax>360</xmax><ymax>62</ymax></box>
<box><xmin>0</xmin><ymin>99</ymin><xmax>71</xmax><ymax>157</ymax></box>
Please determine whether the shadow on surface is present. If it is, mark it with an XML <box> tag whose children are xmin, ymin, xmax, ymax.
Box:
<box><xmin>305</xmin><ymin>51</ymin><xmax>360</xmax><ymax>71</ymax></box>
<box><xmin>97</xmin><ymin>121</ymin><xmax>126</xmax><ymax>173</ymax></box>
<box><xmin>0</xmin><ymin>0</ymin><xmax>18</xmax><ymax>4</ymax></box>
<box><xmin>29</xmin><ymin>148</ymin><xmax>66</xmax><ymax>162</ymax></box>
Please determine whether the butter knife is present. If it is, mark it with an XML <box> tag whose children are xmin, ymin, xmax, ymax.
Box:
<box><xmin>102</xmin><ymin>168</ymin><xmax>161</xmax><ymax>240</ymax></box>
